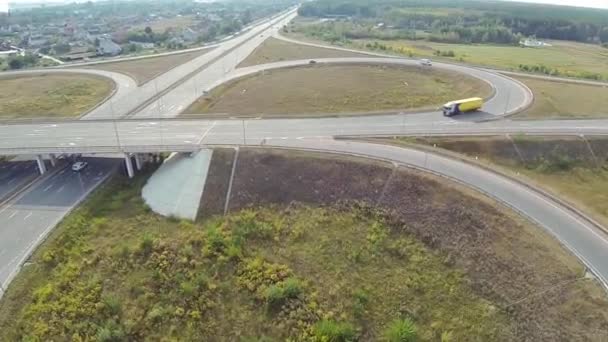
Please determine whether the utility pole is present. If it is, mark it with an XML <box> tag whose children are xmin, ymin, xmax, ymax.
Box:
<box><xmin>242</xmin><ymin>120</ymin><xmax>247</xmax><ymax>145</ymax></box>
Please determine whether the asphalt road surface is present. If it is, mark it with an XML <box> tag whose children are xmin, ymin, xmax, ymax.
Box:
<box><xmin>0</xmin><ymin>157</ymin><xmax>120</xmax><ymax>293</ymax></box>
<box><xmin>0</xmin><ymin>161</ymin><xmax>39</xmax><ymax>202</ymax></box>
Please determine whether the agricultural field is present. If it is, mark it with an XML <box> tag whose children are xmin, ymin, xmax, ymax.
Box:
<box><xmin>79</xmin><ymin>47</ymin><xmax>214</xmax><ymax>85</ymax></box>
<box><xmin>0</xmin><ymin>73</ymin><xmax>113</xmax><ymax>119</ymax></box>
<box><xmin>511</xmin><ymin>76</ymin><xmax>608</xmax><ymax>120</ymax></box>
<box><xmin>183</xmin><ymin>64</ymin><xmax>492</xmax><ymax>117</ymax></box>
<box><xmin>238</xmin><ymin>37</ymin><xmax>372</xmax><ymax>68</ymax></box>
<box><xmin>389</xmin><ymin>135</ymin><xmax>608</xmax><ymax>229</ymax></box>
<box><xmin>1</xmin><ymin>149</ymin><xmax>607</xmax><ymax>341</ymax></box>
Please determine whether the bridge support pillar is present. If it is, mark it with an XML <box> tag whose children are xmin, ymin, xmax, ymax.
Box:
<box><xmin>134</xmin><ymin>154</ymin><xmax>142</xmax><ymax>171</ymax></box>
<box><xmin>124</xmin><ymin>154</ymin><xmax>134</xmax><ymax>179</ymax></box>
<box><xmin>36</xmin><ymin>155</ymin><xmax>47</xmax><ymax>175</ymax></box>
<box><xmin>49</xmin><ymin>154</ymin><xmax>57</xmax><ymax>167</ymax></box>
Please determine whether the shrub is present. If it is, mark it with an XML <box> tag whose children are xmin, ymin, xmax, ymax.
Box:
<box><xmin>383</xmin><ymin>318</ymin><xmax>417</xmax><ymax>342</ymax></box>
<box><xmin>264</xmin><ymin>277</ymin><xmax>303</xmax><ymax>308</ymax></box>
<box><xmin>139</xmin><ymin>233</ymin><xmax>154</xmax><ymax>256</ymax></box>
<box><xmin>103</xmin><ymin>295</ymin><xmax>123</xmax><ymax>317</ymax></box>
<box><xmin>95</xmin><ymin>320</ymin><xmax>125</xmax><ymax>342</ymax></box>
<box><xmin>312</xmin><ymin>320</ymin><xmax>356</xmax><ymax>342</ymax></box>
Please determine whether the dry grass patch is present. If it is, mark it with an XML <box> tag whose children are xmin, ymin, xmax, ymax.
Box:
<box><xmin>238</xmin><ymin>36</ymin><xmax>372</xmax><ymax>68</ymax></box>
<box><xmin>513</xmin><ymin>76</ymin><xmax>608</xmax><ymax>119</ymax></box>
<box><xmin>183</xmin><ymin>64</ymin><xmax>492</xmax><ymax>117</ymax></box>
<box><xmin>0</xmin><ymin>73</ymin><xmax>113</xmax><ymax>119</ymax></box>
<box><xmin>79</xmin><ymin>48</ymin><xmax>214</xmax><ymax>85</ymax></box>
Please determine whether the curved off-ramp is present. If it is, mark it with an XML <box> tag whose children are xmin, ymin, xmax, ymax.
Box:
<box><xmin>269</xmin><ymin>138</ymin><xmax>608</xmax><ymax>289</ymax></box>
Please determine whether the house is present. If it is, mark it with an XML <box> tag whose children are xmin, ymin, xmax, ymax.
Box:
<box><xmin>27</xmin><ymin>34</ymin><xmax>49</xmax><ymax>48</ymax></box>
<box><xmin>96</xmin><ymin>38</ymin><xmax>122</xmax><ymax>56</ymax></box>
<box><xmin>129</xmin><ymin>41</ymin><xmax>154</xmax><ymax>49</ymax></box>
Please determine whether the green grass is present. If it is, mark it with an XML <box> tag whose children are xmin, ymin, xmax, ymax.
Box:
<box><xmin>392</xmin><ymin>135</ymin><xmax>608</xmax><ymax>229</ymax></box>
<box><xmin>0</xmin><ymin>73</ymin><xmax>113</xmax><ymax>119</ymax></box>
<box><xmin>183</xmin><ymin>64</ymin><xmax>491</xmax><ymax>117</ymax></box>
<box><xmin>512</xmin><ymin>76</ymin><xmax>608</xmax><ymax>119</ymax></box>
<box><xmin>78</xmin><ymin>47</ymin><xmax>214</xmax><ymax>85</ymax></box>
<box><xmin>238</xmin><ymin>36</ymin><xmax>371</xmax><ymax>68</ymax></box>
<box><xmin>0</xmin><ymin>173</ymin><xmax>511</xmax><ymax>341</ymax></box>
<box><xmin>286</xmin><ymin>18</ymin><xmax>608</xmax><ymax>80</ymax></box>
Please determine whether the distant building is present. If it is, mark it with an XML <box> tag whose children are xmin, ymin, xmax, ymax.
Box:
<box><xmin>27</xmin><ymin>34</ymin><xmax>49</xmax><ymax>48</ymax></box>
<box><xmin>96</xmin><ymin>38</ymin><xmax>122</xmax><ymax>56</ymax></box>
<box><xmin>520</xmin><ymin>37</ymin><xmax>552</xmax><ymax>48</ymax></box>
<box><xmin>180</xmin><ymin>27</ymin><xmax>197</xmax><ymax>42</ymax></box>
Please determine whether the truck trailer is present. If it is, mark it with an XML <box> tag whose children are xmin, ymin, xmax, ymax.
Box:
<box><xmin>442</xmin><ymin>97</ymin><xmax>483</xmax><ymax>116</ymax></box>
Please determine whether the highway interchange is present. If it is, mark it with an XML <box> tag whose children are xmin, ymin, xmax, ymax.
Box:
<box><xmin>2</xmin><ymin>6</ymin><xmax>608</xmax><ymax>296</ymax></box>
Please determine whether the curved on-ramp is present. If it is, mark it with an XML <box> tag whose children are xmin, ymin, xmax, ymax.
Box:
<box><xmin>199</xmin><ymin>57</ymin><xmax>533</xmax><ymax>119</ymax></box>
<box><xmin>272</xmin><ymin>138</ymin><xmax>608</xmax><ymax>290</ymax></box>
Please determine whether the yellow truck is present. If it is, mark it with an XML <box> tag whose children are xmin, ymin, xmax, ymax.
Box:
<box><xmin>442</xmin><ymin>97</ymin><xmax>483</xmax><ymax>116</ymax></box>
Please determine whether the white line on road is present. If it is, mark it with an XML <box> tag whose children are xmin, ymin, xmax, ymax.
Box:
<box><xmin>197</xmin><ymin>121</ymin><xmax>217</xmax><ymax>144</ymax></box>
<box><xmin>23</xmin><ymin>212</ymin><xmax>32</xmax><ymax>221</ymax></box>
<box><xmin>43</xmin><ymin>184</ymin><xmax>53</xmax><ymax>192</ymax></box>
<box><xmin>8</xmin><ymin>211</ymin><xmax>17</xmax><ymax>219</ymax></box>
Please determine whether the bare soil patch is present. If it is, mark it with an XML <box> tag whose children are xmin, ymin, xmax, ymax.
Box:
<box><xmin>79</xmin><ymin>47</ymin><xmax>214</xmax><ymax>85</ymax></box>
<box><xmin>183</xmin><ymin>64</ymin><xmax>492</xmax><ymax>117</ymax></box>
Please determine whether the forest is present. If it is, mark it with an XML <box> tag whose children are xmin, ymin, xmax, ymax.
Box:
<box><xmin>297</xmin><ymin>0</ymin><xmax>608</xmax><ymax>45</ymax></box>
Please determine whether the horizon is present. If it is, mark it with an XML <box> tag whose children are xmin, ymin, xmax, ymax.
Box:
<box><xmin>1</xmin><ymin>0</ymin><xmax>608</xmax><ymax>12</ymax></box>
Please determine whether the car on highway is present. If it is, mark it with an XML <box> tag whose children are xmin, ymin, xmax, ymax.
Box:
<box><xmin>420</xmin><ymin>59</ymin><xmax>432</xmax><ymax>66</ymax></box>
<box><xmin>309</xmin><ymin>60</ymin><xmax>317</xmax><ymax>64</ymax></box>
<box><xmin>71</xmin><ymin>161</ymin><xmax>88</xmax><ymax>172</ymax></box>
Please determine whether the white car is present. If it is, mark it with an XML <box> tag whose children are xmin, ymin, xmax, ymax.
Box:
<box><xmin>420</xmin><ymin>59</ymin><xmax>432</xmax><ymax>66</ymax></box>
<box><xmin>72</xmin><ymin>161</ymin><xmax>88</xmax><ymax>172</ymax></box>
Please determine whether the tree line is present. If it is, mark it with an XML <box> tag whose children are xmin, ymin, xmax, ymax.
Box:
<box><xmin>298</xmin><ymin>0</ymin><xmax>608</xmax><ymax>44</ymax></box>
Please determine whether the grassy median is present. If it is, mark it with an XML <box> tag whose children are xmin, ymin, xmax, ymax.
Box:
<box><xmin>238</xmin><ymin>36</ymin><xmax>372</xmax><ymax>68</ymax></box>
<box><xmin>0</xmin><ymin>73</ymin><xmax>113</xmax><ymax>119</ymax></box>
<box><xmin>79</xmin><ymin>47</ymin><xmax>214</xmax><ymax>85</ymax></box>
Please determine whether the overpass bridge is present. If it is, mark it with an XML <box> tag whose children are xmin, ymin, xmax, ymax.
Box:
<box><xmin>3</xmin><ymin>115</ymin><xmax>608</xmax><ymax>177</ymax></box>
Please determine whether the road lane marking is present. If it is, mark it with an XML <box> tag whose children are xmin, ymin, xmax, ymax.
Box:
<box><xmin>43</xmin><ymin>184</ymin><xmax>53</xmax><ymax>192</ymax></box>
<box><xmin>23</xmin><ymin>212</ymin><xmax>32</xmax><ymax>221</ymax></box>
<box><xmin>8</xmin><ymin>211</ymin><xmax>17</xmax><ymax>219</ymax></box>
<box><xmin>197</xmin><ymin>121</ymin><xmax>217</xmax><ymax>144</ymax></box>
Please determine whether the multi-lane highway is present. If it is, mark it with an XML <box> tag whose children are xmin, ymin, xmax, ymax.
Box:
<box><xmin>2</xmin><ymin>6</ymin><xmax>608</xmax><ymax>297</ymax></box>
<box><xmin>0</xmin><ymin>157</ymin><xmax>119</xmax><ymax>291</ymax></box>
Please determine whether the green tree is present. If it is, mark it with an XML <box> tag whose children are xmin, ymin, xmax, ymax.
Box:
<box><xmin>600</xmin><ymin>27</ymin><xmax>608</xmax><ymax>43</ymax></box>
<box><xmin>144</xmin><ymin>26</ymin><xmax>153</xmax><ymax>35</ymax></box>
<box><xmin>8</xmin><ymin>58</ymin><xmax>24</xmax><ymax>70</ymax></box>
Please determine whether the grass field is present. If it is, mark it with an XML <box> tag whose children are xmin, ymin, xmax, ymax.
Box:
<box><xmin>183</xmin><ymin>64</ymin><xmax>492</xmax><ymax>116</ymax></box>
<box><xmin>286</xmin><ymin>18</ymin><xmax>608</xmax><ymax>80</ymax></box>
<box><xmin>0</xmin><ymin>73</ymin><xmax>113</xmax><ymax>119</ymax></box>
<box><xmin>391</xmin><ymin>135</ymin><xmax>608</xmax><ymax>229</ymax></box>
<box><xmin>2</xmin><ymin>149</ymin><xmax>607</xmax><ymax>340</ymax></box>
<box><xmin>79</xmin><ymin>47</ymin><xmax>214</xmax><ymax>85</ymax></box>
<box><xmin>238</xmin><ymin>36</ymin><xmax>372</xmax><ymax>68</ymax></box>
<box><xmin>512</xmin><ymin>76</ymin><xmax>608</xmax><ymax>119</ymax></box>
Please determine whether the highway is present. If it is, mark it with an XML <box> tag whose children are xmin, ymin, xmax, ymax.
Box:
<box><xmin>0</xmin><ymin>157</ymin><xmax>120</xmax><ymax>291</ymax></box>
<box><xmin>2</xmin><ymin>7</ymin><xmax>608</xmax><ymax>297</ymax></box>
